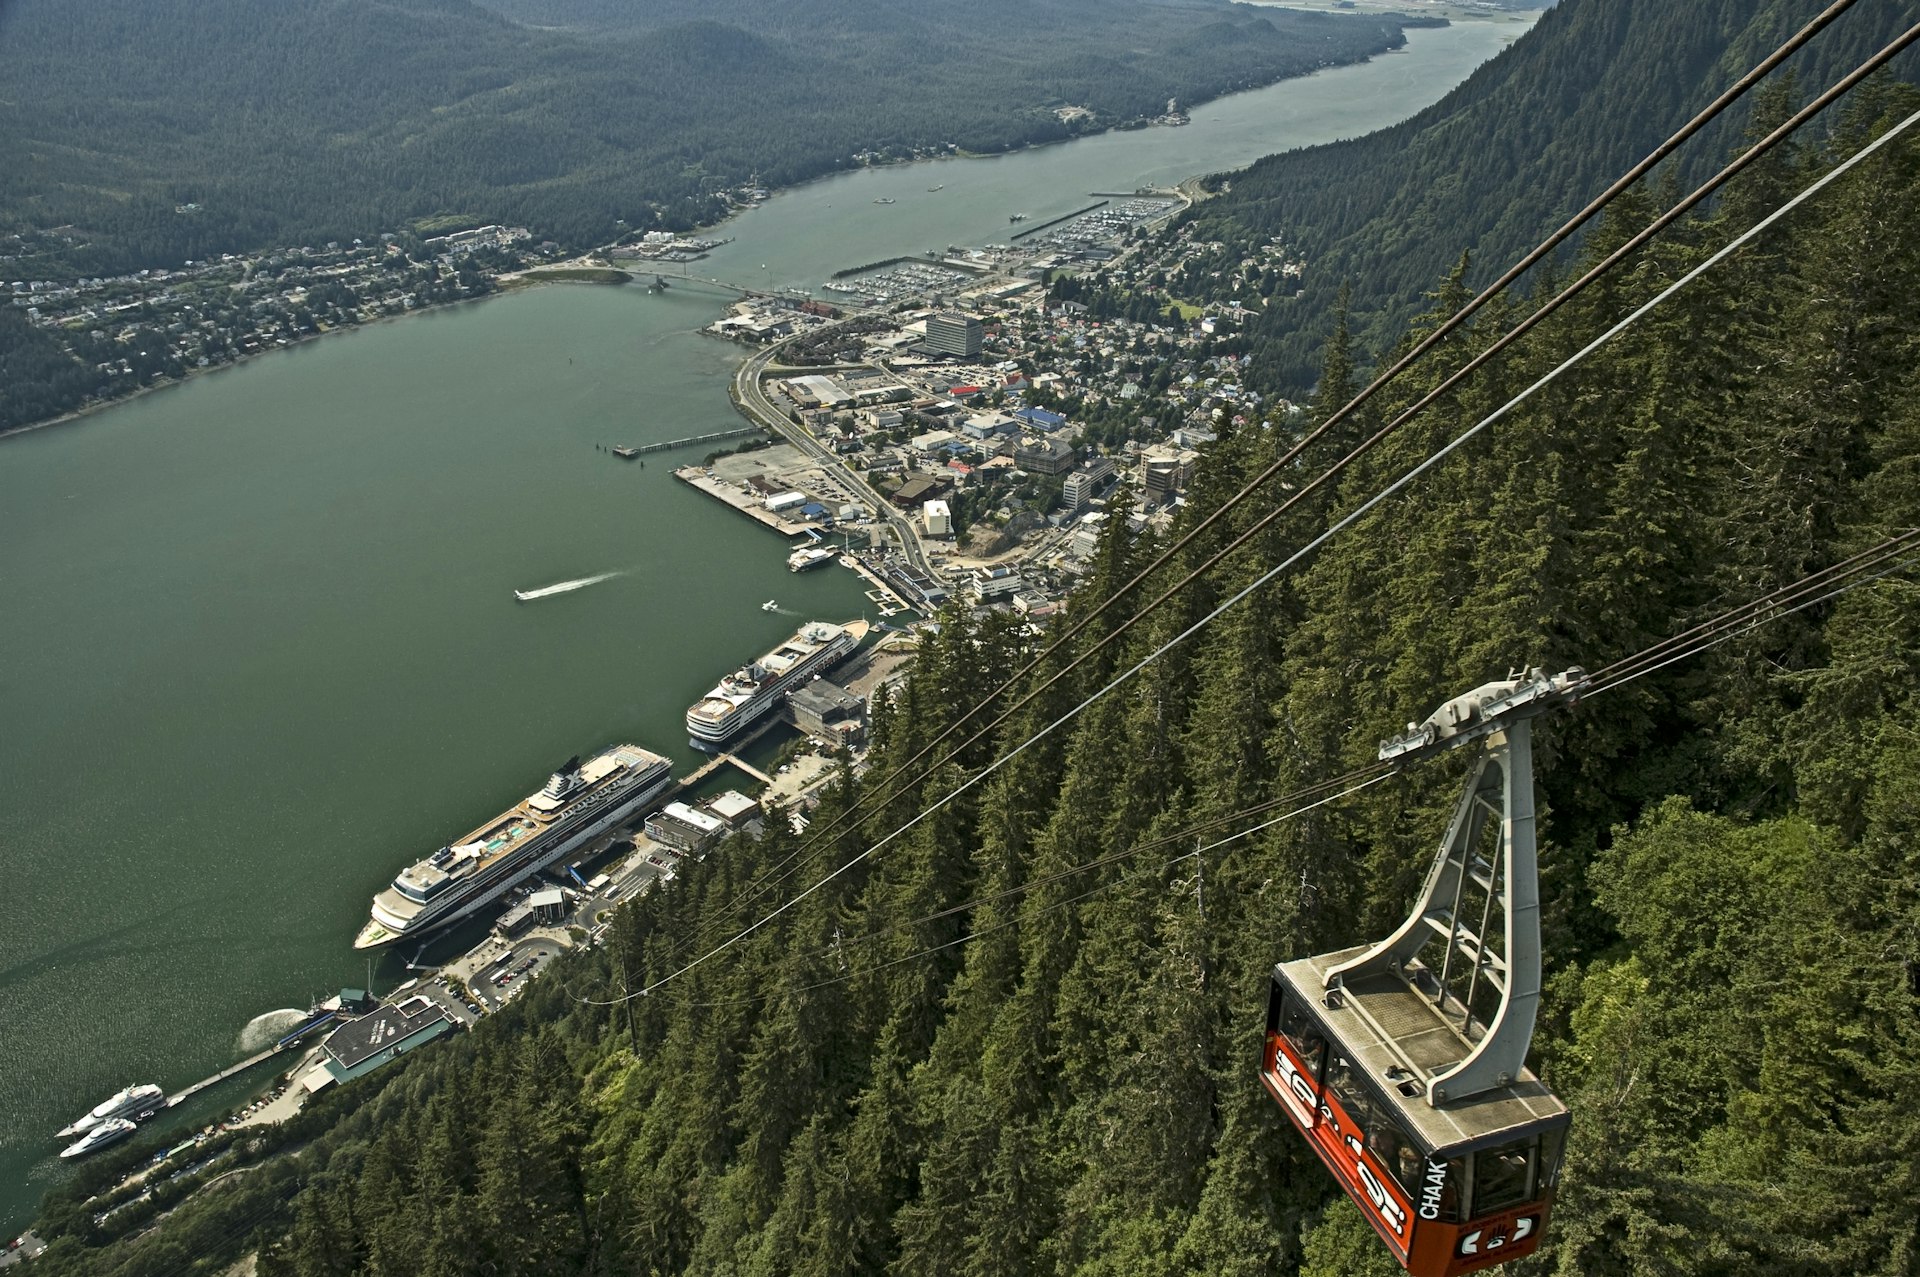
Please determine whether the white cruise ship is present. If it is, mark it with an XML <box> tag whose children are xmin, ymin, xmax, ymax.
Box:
<box><xmin>355</xmin><ymin>743</ymin><xmax>673</xmax><ymax>950</ymax></box>
<box><xmin>686</xmin><ymin>621</ymin><xmax>858</xmax><ymax>751</ymax></box>
<box><xmin>55</xmin><ymin>1084</ymin><xmax>164</xmax><ymax>1139</ymax></box>
<box><xmin>787</xmin><ymin>546</ymin><xmax>835</xmax><ymax>572</ymax></box>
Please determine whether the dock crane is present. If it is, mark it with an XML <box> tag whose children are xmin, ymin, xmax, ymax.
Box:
<box><xmin>1260</xmin><ymin>667</ymin><xmax>1586</xmax><ymax>1276</ymax></box>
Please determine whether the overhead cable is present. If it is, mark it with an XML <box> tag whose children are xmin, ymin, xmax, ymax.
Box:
<box><xmin>628</xmin><ymin>102</ymin><xmax>1920</xmax><ymax>1001</ymax></box>
<box><xmin>703</xmin><ymin>4</ymin><xmax>1871</xmax><ymax>925</ymax></box>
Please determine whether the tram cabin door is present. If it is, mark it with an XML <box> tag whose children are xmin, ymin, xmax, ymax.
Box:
<box><xmin>1260</xmin><ymin>968</ymin><xmax>1568</xmax><ymax>1277</ymax></box>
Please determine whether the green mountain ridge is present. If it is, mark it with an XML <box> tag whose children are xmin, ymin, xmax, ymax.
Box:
<box><xmin>1179</xmin><ymin>0</ymin><xmax>1920</xmax><ymax>390</ymax></box>
<box><xmin>0</xmin><ymin>0</ymin><xmax>1410</xmax><ymax>278</ymax></box>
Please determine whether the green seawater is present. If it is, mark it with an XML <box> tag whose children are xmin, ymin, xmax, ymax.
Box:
<box><xmin>0</xmin><ymin>15</ymin><xmax>1532</xmax><ymax>1231</ymax></box>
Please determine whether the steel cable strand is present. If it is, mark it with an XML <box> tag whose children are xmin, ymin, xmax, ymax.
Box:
<box><xmin>1584</xmin><ymin>529</ymin><xmax>1920</xmax><ymax>689</ymax></box>
<box><xmin>637</xmin><ymin>771</ymin><xmax>1396</xmax><ymax>1013</ymax></box>
<box><xmin>571</xmin><ymin>765</ymin><xmax>1388</xmax><ymax>1008</ymax></box>
<box><xmin>1587</xmin><ymin>545</ymin><xmax>1920</xmax><ymax>698</ymax></box>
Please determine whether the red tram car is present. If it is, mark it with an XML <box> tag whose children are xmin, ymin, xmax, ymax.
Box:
<box><xmin>1261</xmin><ymin>954</ymin><xmax>1568</xmax><ymax>1275</ymax></box>
<box><xmin>1259</xmin><ymin>669</ymin><xmax>1584</xmax><ymax>1277</ymax></box>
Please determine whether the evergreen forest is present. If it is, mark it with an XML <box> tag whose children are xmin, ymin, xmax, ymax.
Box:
<box><xmin>1179</xmin><ymin>0</ymin><xmax>1920</xmax><ymax>391</ymax></box>
<box><xmin>0</xmin><ymin>0</ymin><xmax>1409</xmax><ymax>279</ymax></box>
<box><xmin>25</xmin><ymin>63</ymin><xmax>1920</xmax><ymax>1277</ymax></box>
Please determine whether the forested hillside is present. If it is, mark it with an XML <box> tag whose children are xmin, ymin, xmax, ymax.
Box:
<box><xmin>0</xmin><ymin>0</ymin><xmax>1408</xmax><ymax>278</ymax></box>
<box><xmin>26</xmin><ymin>75</ymin><xmax>1920</xmax><ymax>1277</ymax></box>
<box><xmin>1182</xmin><ymin>0</ymin><xmax>1920</xmax><ymax>391</ymax></box>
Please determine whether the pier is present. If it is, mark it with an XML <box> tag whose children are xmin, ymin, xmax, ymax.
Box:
<box><xmin>165</xmin><ymin>1043</ymin><xmax>296</xmax><ymax>1108</ymax></box>
<box><xmin>1010</xmin><ymin>199</ymin><xmax>1109</xmax><ymax>240</ymax></box>
<box><xmin>619</xmin><ymin>425</ymin><xmax>764</xmax><ymax>456</ymax></box>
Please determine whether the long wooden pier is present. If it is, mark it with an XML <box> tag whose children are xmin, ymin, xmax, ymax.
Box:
<box><xmin>623</xmin><ymin>425</ymin><xmax>764</xmax><ymax>456</ymax></box>
<box><xmin>166</xmin><ymin>1043</ymin><xmax>294</xmax><ymax>1108</ymax></box>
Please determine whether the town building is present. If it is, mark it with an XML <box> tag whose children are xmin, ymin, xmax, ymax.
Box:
<box><xmin>528</xmin><ymin>887</ymin><xmax>567</xmax><ymax>924</ymax></box>
<box><xmin>925</xmin><ymin>311</ymin><xmax>985</xmax><ymax>358</ymax></box>
<box><xmin>646</xmin><ymin>801</ymin><xmax>727</xmax><ymax>855</ymax></box>
<box><xmin>706</xmin><ymin>790</ymin><xmax>761</xmax><ymax>829</ymax></box>
<box><xmin>1014</xmin><ymin>436</ymin><xmax>1076</xmax><ymax>475</ymax></box>
<box><xmin>924</xmin><ymin>499</ymin><xmax>952</xmax><ymax>536</ymax></box>
<box><xmin>1061</xmin><ymin>456</ymin><xmax>1117</xmax><ymax>513</ymax></box>
<box><xmin>495</xmin><ymin>901</ymin><xmax>538</xmax><ymax>939</ymax></box>
<box><xmin>967</xmin><ymin>565</ymin><xmax>1026</xmax><ymax>604</ymax></box>
<box><xmin>787</xmin><ymin>680</ymin><xmax>867</xmax><ymax>747</ymax></box>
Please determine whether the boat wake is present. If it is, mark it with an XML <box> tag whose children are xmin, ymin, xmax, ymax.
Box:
<box><xmin>514</xmin><ymin>571</ymin><xmax>623</xmax><ymax>601</ymax></box>
<box><xmin>236</xmin><ymin>1008</ymin><xmax>309</xmax><ymax>1054</ymax></box>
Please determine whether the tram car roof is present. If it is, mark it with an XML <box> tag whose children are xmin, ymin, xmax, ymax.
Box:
<box><xmin>1277</xmin><ymin>947</ymin><xmax>1568</xmax><ymax>1154</ymax></box>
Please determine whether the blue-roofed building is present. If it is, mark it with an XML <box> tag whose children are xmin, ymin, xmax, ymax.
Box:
<box><xmin>1014</xmin><ymin>406</ymin><xmax>1068</xmax><ymax>432</ymax></box>
<box><xmin>800</xmin><ymin>502</ymin><xmax>831</xmax><ymax>519</ymax></box>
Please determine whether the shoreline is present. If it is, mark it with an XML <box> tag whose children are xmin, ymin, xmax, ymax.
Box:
<box><xmin>0</xmin><ymin>12</ymin><xmax>1536</xmax><ymax>445</ymax></box>
<box><xmin>0</xmin><ymin>288</ymin><xmax>516</xmax><ymax>443</ymax></box>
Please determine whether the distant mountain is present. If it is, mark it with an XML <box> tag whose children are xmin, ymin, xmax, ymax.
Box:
<box><xmin>0</xmin><ymin>0</ymin><xmax>1412</xmax><ymax>277</ymax></box>
<box><xmin>1180</xmin><ymin>0</ymin><xmax>1920</xmax><ymax>390</ymax></box>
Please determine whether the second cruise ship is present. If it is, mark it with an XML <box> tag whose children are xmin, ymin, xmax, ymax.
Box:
<box><xmin>354</xmin><ymin>743</ymin><xmax>673</xmax><ymax>950</ymax></box>
<box><xmin>686</xmin><ymin>620</ymin><xmax>858</xmax><ymax>751</ymax></box>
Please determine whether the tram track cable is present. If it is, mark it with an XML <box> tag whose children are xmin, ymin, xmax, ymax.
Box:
<box><xmin>1584</xmin><ymin>530</ymin><xmax>1920</xmax><ymax>698</ymax></box>
<box><xmin>587</xmin><ymin>536</ymin><xmax>1917</xmax><ymax>1013</ymax></box>
<box><xmin>708</xmin><ymin>9</ymin><xmax>1910</xmax><ymax>932</ymax></box>
<box><xmin>584</xmin><ymin>769</ymin><xmax>1396</xmax><ymax>1012</ymax></box>
<box><xmin>625</xmin><ymin>90</ymin><xmax>1920</xmax><ymax>1002</ymax></box>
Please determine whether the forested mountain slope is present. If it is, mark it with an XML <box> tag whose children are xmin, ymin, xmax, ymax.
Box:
<box><xmin>0</xmin><ymin>0</ymin><xmax>1407</xmax><ymax>277</ymax></box>
<box><xmin>1183</xmin><ymin>0</ymin><xmax>1920</xmax><ymax>390</ymax></box>
<box><xmin>28</xmin><ymin>83</ymin><xmax>1920</xmax><ymax>1277</ymax></box>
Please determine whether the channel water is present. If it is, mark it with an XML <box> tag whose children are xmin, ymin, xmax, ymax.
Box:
<box><xmin>0</xmin><ymin>13</ymin><xmax>1533</xmax><ymax>1231</ymax></box>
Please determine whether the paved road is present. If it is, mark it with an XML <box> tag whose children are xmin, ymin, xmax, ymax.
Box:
<box><xmin>732</xmin><ymin>336</ymin><xmax>935</xmax><ymax>578</ymax></box>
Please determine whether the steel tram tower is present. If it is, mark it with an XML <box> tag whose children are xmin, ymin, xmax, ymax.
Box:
<box><xmin>1260</xmin><ymin>667</ymin><xmax>1587</xmax><ymax>1277</ymax></box>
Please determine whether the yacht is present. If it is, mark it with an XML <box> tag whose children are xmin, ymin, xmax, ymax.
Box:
<box><xmin>61</xmin><ymin>1117</ymin><xmax>137</xmax><ymax>1160</ymax></box>
<box><xmin>55</xmin><ymin>1084</ymin><xmax>164</xmax><ymax>1139</ymax></box>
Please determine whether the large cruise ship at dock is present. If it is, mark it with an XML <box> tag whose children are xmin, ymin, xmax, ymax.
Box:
<box><xmin>687</xmin><ymin>621</ymin><xmax>859</xmax><ymax>751</ymax></box>
<box><xmin>355</xmin><ymin>743</ymin><xmax>673</xmax><ymax>950</ymax></box>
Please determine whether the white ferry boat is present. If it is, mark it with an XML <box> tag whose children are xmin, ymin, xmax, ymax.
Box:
<box><xmin>61</xmin><ymin>1117</ymin><xmax>137</xmax><ymax>1160</ymax></box>
<box><xmin>787</xmin><ymin>546</ymin><xmax>835</xmax><ymax>572</ymax></box>
<box><xmin>354</xmin><ymin>743</ymin><xmax>673</xmax><ymax>950</ymax></box>
<box><xmin>686</xmin><ymin>621</ymin><xmax>858</xmax><ymax>751</ymax></box>
<box><xmin>55</xmin><ymin>1084</ymin><xmax>163</xmax><ymax>1139</ymax></box>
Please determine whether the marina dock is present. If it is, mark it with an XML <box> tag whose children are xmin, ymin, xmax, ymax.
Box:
<box><xmin>839</xmin><ymin>553</ymin><xmax>913</xmax><ymax>614</ymax></box>
<box><xmin>673</xmin><ymin>465</ymin><xmax>823</xmax><ymax>538</ymax></box>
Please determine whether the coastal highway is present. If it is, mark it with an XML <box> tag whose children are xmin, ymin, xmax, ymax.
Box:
<box><xmin>732</xmin><ymin>336</ymin><xmax>934</xmax><ymax>578</ymax></box>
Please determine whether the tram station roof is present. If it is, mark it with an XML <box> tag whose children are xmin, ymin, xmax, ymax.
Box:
<box><xmin>322</xmin><ymin>997</ymin><xmax>455</xmax><ymax>1078</ymax></box>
